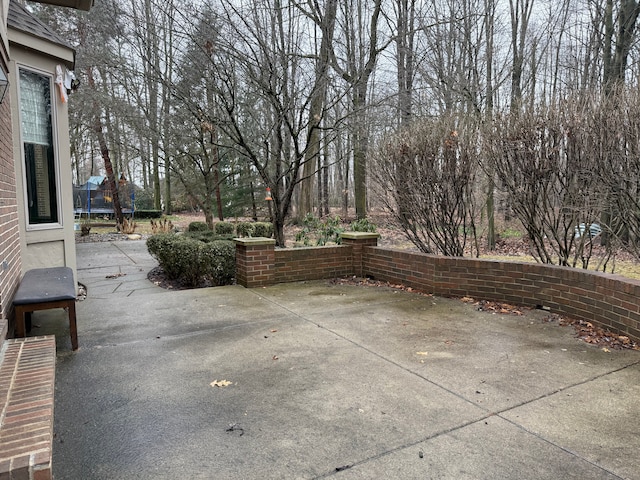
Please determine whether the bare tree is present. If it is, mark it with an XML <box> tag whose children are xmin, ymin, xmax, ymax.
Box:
<box><xmin>170</xmin><ymin>0</ymin><xmax>339</xmax><ymax>245</ymax></box>
<box><xmin>296</xmin><ymin>0</ymin><xmax>338</xmax><ymax>218</ymax></box>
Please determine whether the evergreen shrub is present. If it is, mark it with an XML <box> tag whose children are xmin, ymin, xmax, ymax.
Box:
<box><xmin>146</xmin><ymin>233</ymin><xmax>235</xmax><ymax>286</ymax></box>
<box><xmin>185</xmin><ymin>231</ymin><xmax>234</xmax><ymax>243</ymax></box>
<box><xmin>187</xmin><ymin>221</ymin><xmax>210</xmax><ymax>232</ymax></box>
<box><xmin>214</xmin><ymin>221</ymin><xmax>235</xmax><ymax>235</ymax></box>
<box><xmin>236</xmin><ymin>222</ymin><xmax>255</xmax><ymax>238</ymax></box>
<box><xmin>350</xmin><ymin>218</ymin><xmax>377</xmax><ymax>232</ymax></box>
<box><xmin>252</xmin><ymin>222</ymin><xmax>273</xmax><ymax>238</ymax></box>
<box><xmin>133</xmin><ymin>209</ymin><xmax>163</xmax><ymax>219</ymax></box>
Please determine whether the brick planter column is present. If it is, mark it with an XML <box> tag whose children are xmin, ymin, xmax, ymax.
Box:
<box><xmin>340</xmin><ymin>232</ymin><xmax>379</xmax><ymax>277</ymax></box>
<box><xmin>234</xmin><ymin>238</ymin><xmax>276</xmax><ymax>288</ymax></box>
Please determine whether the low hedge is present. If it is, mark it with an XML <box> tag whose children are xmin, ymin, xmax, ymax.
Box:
<box><xmin>187</xmin><ymin>221</ymin><xmax>210</xmax><ymax>232</ymax></box>
<box><xmin>184</xmin><ymin>231</ymin><xmax>234</xmax><ymax>243</ymax></box>
<box><xmin>214</xmin><ymin>221</ymin><xmax>234</xmax><ymax>235</ymax></box>
<box><xmin>236</xmin><ymin>221</ymin><xmax>273</xmax><ymax>238</ymax></box>
<box><xmin>236</xmin><ymin>222</ymin><xmax>255</xmax><ymax>238</ymax></box>
<box><xmin>253</xmin><ymin>222</ymin><xmax>273</xmax><ymax>238</ymax></box>
<box><xmin>147</xmin><ymin>233</ymin><xmax>235</xmax><ymax>286</ymax></box>
<box><xmin>132</xmin><ymin>209</ymin><xmax>163</xmax><ymax>219</ymax></box>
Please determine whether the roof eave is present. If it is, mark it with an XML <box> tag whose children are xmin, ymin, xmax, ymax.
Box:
<box><xmin>8</xmin><ymin>28</ymin><xmax>74</xmax><ymax>68</ymax></box>
<box><xmin>27</xmin><ymin>0</ymin><xmax>93</xmax><ymax>12</ymax></box>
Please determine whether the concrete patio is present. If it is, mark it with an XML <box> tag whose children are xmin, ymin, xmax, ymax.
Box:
<box><xmin>32</xmin><ymin>240</ymin><xmax>640</xmax><ymax>479</ymax></box>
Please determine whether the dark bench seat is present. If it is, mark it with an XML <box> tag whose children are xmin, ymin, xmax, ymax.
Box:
<box><xmin>13</xmin><ymin>267</ymin><xmax>78</xmax><ymax>351</ymax></box>
<box><xmin>0</xmin><ymin>336</ymin><xmax>56</xmax><ymax>480</ymax></box>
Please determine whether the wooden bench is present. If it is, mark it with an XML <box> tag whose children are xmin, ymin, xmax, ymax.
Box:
<box><xmin>0</xmin><ymin>335</ymin><xmax>56</xmax><ymax>480</ymax></box>
<box><xmin>13</xmin><ymin>267</ymin><xmax>78</xmax><ymax>351</ymax></box>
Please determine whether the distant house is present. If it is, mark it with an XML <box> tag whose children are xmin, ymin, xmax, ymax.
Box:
<box><xmin>0</xmin><ymin>0</ymin><xmax>92</xmax><ymax>331</ymax></box>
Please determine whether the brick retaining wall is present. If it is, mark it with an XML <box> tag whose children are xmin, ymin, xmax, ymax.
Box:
<box><xmin>275</xmin><ymin>246</ymin><xmax>353</xmax><ymax>283</ymax></box>
<box><xmin>235</xmin><ymin>234</ymin><xmax>640</xmax><ymax>343</ymax></box>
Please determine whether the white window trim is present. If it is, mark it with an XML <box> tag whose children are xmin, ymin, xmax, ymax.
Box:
<box><xmin>17</xmin><ymin>64</ymin><xmax>63</xmax><ymax>231</ymax></box>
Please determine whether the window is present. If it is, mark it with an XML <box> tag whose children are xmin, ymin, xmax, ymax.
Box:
<box><xmin>19</xmin><ymin>68</ymin><xmax>58</xmax><ymax>225</ymax></box>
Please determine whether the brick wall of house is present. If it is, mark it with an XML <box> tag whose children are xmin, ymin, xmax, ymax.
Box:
<box><xmin>364</xmin><ymin>247</ymin><xmax>640</xmax><ymax>343</ymax></box>
<box><xmin>0</xmin><ymin>94</ymin><xmax>22</xmax><ymax>328</ymax></box>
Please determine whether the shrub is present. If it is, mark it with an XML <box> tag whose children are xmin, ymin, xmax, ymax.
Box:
<box><xmin>133</xmin><ymin>209</ymin><xmax>163</xmax><ymax>219</ymax></box>
<box><xmin>147</xmin><ymin>233</ymin><xmax>189</xmax><ymax>279</ymax></box>
<box><xmin>119</xmin><ymin>218</ymin><xmax>137</xmax><ymax>234</ymax></box>
<box><xmin>80</xmin><ymin>222</ymin><xmax>91</xmax><ymax>236</ymax></box>
<box><xmin>185</xmin><ymin>230</ymin><xmax>234</xmax><ymax>243</ymax></box>
<box><xmin>253</xmin><ymin>222</ymin><xmax>273</xmax><ymax>238</ymax></box>
<box><xmin>187</xmin><ymin>221</ymin><xmax>210</xmax><ymax>232</ymax></box>
<box><xmin>350</xmin><ymin>218</ymin><xmax>377</xmax><ymax>233</ymax></box>
<box><xmin>295</xmin><ymin>215</ymin><xmax>343</xmax><ymax>246</ymax></box>
<box><xmin>200</xmin><ymin>240</ymin><xmax>236</xmax><ymax>286</ymax></box>
<box><xmin>236</xmin><ymin>222</ymin><xmax>255</xmax><ymax>238</ymax></box>
<box><xmin>147</xmin><ymin>233</ymin><xmax>235</xmax><ymax>286</ymax></box>
<box><xmin>318</xmin><ymin>216</ymin><xmax>344</xmax><ymax>245</ymax></box>
<box><xmin>146</xmin><ymin>233</ymin><xmax>174</xmax><ymax>258</ymax></box>
<box><xmin>214</xmin><ymin>221</ymin><xmax>235</xmax><ymax>235</ymax></box>
<box><xmin>295</xmin><ymin>214</ymin><xmax>320</xmax><ymax>245</ymax></box>
<box><xmin>150</xmin><ymin>217</ymin><xmax>174</xmax><ymax>233</ymax></box>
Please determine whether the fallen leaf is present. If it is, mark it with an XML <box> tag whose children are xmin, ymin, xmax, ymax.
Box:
<box><xmin>602</xmin><ymin>347</ymin><xmax>610</xmax><ymax>353</ymax></box>
<box><xmin>105</xmin><ymin>272</ymin><xmax>126</xmax><ymax>279</ymax></box>
<box><xmin>210</xmin><ymin>379</ymin><xmax>233</xmax><ymax>387</ymax></box>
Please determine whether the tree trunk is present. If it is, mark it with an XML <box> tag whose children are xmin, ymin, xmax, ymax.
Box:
<box><xmin>353</xmin><ymin>84</ymin><xmax>368</xmax><ymax>219</ymax></box>
<box><xmin>396</xmin><ymin>0</ymin><xmax>416</xmax><ymax>126</ymax></box>
<box><xmin>509</xmin><ymin>0</ymin><xmax>534</xmax><ymax>113</ymax></box>
<box><xmin>298</xmin><ymin>0</ymin><xmax>338</xmax><ymax>219</ymax></box>
<box><xmin>604</xmin><ymin>0</ymin><xmax>640</xmax><ymax>90</ymax></box>
<box><xmin>87</xmin><ymin>68</ymin><xmax>124</xmax><ymax>226</ymax></box>
<box><xmin>322</xmin><ymin>126</ymin><xmax>330</xmax><ymax>216</ymax></box>
<box><xmin>485</xmin><ymin>0</ymin><xmax>496</xmax><ymax>250</ymax></box>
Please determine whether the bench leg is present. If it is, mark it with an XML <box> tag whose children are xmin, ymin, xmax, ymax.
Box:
<box><xmin>14</xmin><ymin>306</ymin><xmax>26</xmax><ymax>338</ymax></box>
<box><xmin>67</xmin><ymin>301</ymin><xmax>78</xmax><ymax>351</ymax></box>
